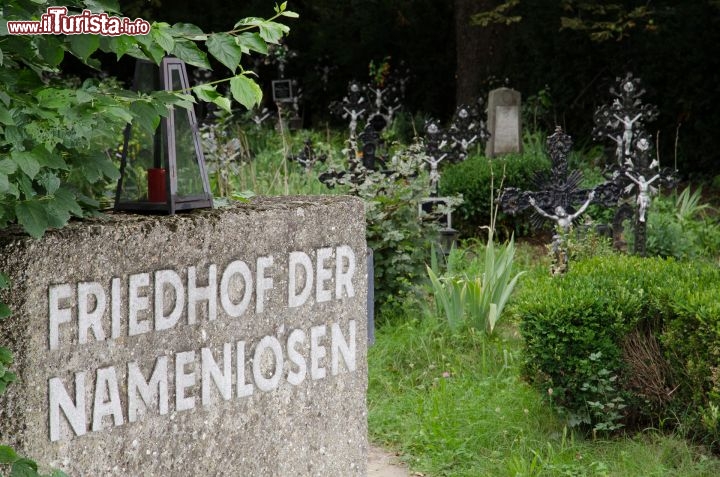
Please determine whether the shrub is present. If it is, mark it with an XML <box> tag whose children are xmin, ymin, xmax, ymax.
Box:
<box><xmin>627</xmin><ymin>185</ymin><xmax>720</xmax><ymax>260</ymax></box>
<box><xmin>324</xmin><ymin>142</ymin><xmax>454</xmax><ymax>313</ymax></box>
<box><xmin>514</xmin><ymin>254</ymin><xmax>720</xmax><ymax>446</ymax></box>
<box><xmin>439</xmin><ymin>133</ymin><xmax>550</xmax><ymax>238</ymax></box>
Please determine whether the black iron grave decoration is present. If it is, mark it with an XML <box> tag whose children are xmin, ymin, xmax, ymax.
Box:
<box><xmin>115</xmin><ymin>58</ymin><xmax>212</xmax><ymax>214</ymax></box>
<box><xmin>500</xmin><ymin>127</ymin><xmax>608</xmax><ymax>275</ymax></box>
<box><xmin>592</xmin><ymin>72</ymin><xmax>676</xmax><ymax>255</ymax></box>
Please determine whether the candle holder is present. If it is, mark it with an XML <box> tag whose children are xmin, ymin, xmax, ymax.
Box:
<box><xmin>114</xmin><ymin>57</ymin><xmax>213</xmax><ymax>214</ymax></box>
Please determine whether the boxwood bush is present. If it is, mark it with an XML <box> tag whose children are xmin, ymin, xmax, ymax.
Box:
<box><xmin>439</xmin><ymin>135</ymin><xmax>550</xmax><ymax>238</ymax></box>
<box><xmin>513</xmin><ymin>254</ymin><xmax>720</xmax><ymax>447</ymax></box>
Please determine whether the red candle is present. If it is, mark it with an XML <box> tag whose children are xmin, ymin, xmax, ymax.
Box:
<box><xmin>147</xmin><ymin>168</ymin><xmax>167</xmax><ymax>203</ymax></box>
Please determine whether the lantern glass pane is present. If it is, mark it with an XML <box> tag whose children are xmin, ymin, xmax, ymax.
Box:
<box><xmin>169</xmin><ymin>67</ymin><xmax>205</xmax><ymax>198</ymax></box>
<box><xmin>118</xmin><ymin>62</ymin><xmax>164</xmax><ymax>203</ymax></box>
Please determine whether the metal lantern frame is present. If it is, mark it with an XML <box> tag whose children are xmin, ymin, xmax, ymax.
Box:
<box><xmin>114</xmin><ymin>57</ymin><xmax>213</xmax><ymax>214</ymax></box>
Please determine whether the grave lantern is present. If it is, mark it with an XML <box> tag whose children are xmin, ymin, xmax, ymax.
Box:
<box><xmin>114</xmin><ymin>57</ymin><xmax>213</xmax><ymax>214</ymax></box>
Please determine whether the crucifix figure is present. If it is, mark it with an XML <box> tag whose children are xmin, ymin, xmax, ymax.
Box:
<box><xmin>529</xmin><ymin>191</ymin><xmax>595</xmax><ymax>275</ymax></box>
<box><xmin>624</xmin><ymin>172</ymin><xmax>660</xmax><ymax>222</ymax></box>
<box><xmin>501</xmin><ymin>127</ymin><xmax>613</xmax><ymax>274</ymax></box>
<box><xmin>529</xmin><ymin>190</ymin><xmax>595</xmax><ymax>235</ymax></box>
<box><xmin>614</xmin><ymin>113</ymin><xmax>642</xmax><ymax>157</ymax></box>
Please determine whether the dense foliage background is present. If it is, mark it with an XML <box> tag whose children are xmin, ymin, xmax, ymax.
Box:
<box><xmin>117</xmin><ymin>0</ymin><xmax>720</xmax><ymax>178</ymax></box>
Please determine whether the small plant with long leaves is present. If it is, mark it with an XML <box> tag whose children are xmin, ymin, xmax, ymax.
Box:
<box><xmin>425</xmin><ymin>162</ymin><xmax>525</xmax><ymax>334</ymax></box>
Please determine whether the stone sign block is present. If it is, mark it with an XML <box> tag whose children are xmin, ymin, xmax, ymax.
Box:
<box><xmin>486</xmin><ymin>87</ymin><xmax>522</xmax><ymax>157</ymax></box>
<box><xmin>0</xmin><ymin>196</ymin><xmax>368</xmax><ymax>476</ymax></box>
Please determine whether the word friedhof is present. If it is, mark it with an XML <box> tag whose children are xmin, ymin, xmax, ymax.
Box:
<box><xmin>47</xmin><ymin>246</ymin><xmax>359</xmax><ymax>442</ymax></box>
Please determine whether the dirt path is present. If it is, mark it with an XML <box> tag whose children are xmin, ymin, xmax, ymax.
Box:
<box><xmin>368</xmin><ymin>444</ymin><xmax>414</xmax><ymax>477</ymax></box>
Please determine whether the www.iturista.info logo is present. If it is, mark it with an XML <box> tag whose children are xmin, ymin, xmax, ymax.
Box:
<box><xmin>7</xmin><ymin>7</ymin><xmax>150</xmax><ymax>36</ymax></box>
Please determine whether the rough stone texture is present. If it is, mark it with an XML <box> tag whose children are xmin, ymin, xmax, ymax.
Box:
<box><xmin>485</xmin><ymin>87</ymin><xmax>522</xmax><ymax>157</ymax></box>
<box><xmin>0</xmin><ymin>196</ymin><xmax>368</xmax><ymax>477</ymax></box>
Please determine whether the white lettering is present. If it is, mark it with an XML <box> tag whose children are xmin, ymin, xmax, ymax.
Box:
<box><xmin>335</xmin><ymin>245</ymin><xmax>356</xmax><ymax>299</ymax></box>
<box><xmin>315</xmin><ymin>248</ymin><xmax>333</xmax><ymax>303</ymax></box>
<box><xmin>49</xmin><ymin>283</ymin><xmax>72</xmax><ymax>350</ymax></box>
<box><xmin>201</xmin><ymin>343</ymin><xmax>232</xmax><ymax>405</ymax></box>
<box><xmin>187</xmin><ymin>265</ymin><xmax>217</xmax><ymax>324</ymax></box>
<box><xmin>111</xmin><ymin>277</ymin><xmax>121</xmax><ymax>339</ymax></box>
<box><xmin>219</xmin><ymin>260</ymin><xmax>252</xmax><ymax>318</ymax></box>
<box><xmin>154</xmin><ymin>269</ymin><xmax>185</xmax><ymax>331</ymax></box>
<box><xmin>92</xmin><ymin>366</ymin><xmax>124</xmax><ymax>431</ymax></box>
<box><xmin>77</xmin><ymin>282</ymin><xmax>106</xmax><ymax>345</ymax></box>
<box><xmin>128</xmin><ymin>273</ymin><xmax>151</xmax><ymax>336</ymax></box>
<box><xmin>310</xmin><ymin>325</ymin><xmax>327</xmax><ymax>380</ymax></box>
<box><xmin>255</xmin><ymin>256</ymin><xmax>274</xmax><ymax>313</ymax></box>
<box><xmin>331</xmin><ymin>320</ymin><xmax>357</xmax><ymax>375</ymax></box>
<box><xmin>236</xmin><ymin>341</ymin><xmax>254</xmax><ymax>397</ymax></box>
<box><xmin>127</xmin><ymin>357</ymin><xmax>169</xmax><ymax>423</ymax></box>
<box><xmin>175</xmin><ymin>351</ymin><xmax>196</xmax><ymax>411</ymax></box>
<box><xmin>288</xmin><ymin>251</ymin><xmax>313</xmax><ymax>308</ymax></box>
<box><xmin>253</xmin><ymin>336</ymin><xmax>283</xmax><ymax>392</ymax></box>
<box><xmin>49</xmin><ymin>372</ymin><xmax>86</xmax><ymax>441</ymax></box>
<box><xmin>286</xmin><ymin>329</ymin><xmax>307</xmax><ymax>386</ymax></box>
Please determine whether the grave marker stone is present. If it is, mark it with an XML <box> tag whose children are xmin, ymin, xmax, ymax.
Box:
<box><xmin>485</xmin><ymin>87</ymin><xmax>522</xmax><ymax>157</ymax></box>
<box><xmin>0</xmin><ymin>197</ymin><xmax>368</xmax><ymax>476</ymax></box>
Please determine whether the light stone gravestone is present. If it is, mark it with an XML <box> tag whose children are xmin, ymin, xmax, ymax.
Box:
<box><xmin>485</xmin><ymin>87</ymin><xmax>522</xmax><ymax>157</ymax></box>
<box><xmin>0</xmin><ymin>196</ymin><xmax>368</xmax><ymax>476</ymax></box>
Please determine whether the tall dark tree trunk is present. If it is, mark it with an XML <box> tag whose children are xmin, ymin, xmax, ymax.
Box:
<box><xmin>454</xmin><ymin>0</ymin><xmax>505</xmax><ymax>106</ymax></box>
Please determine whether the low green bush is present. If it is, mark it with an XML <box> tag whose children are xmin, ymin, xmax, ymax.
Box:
<box><xmin>514</xmin><ymin>254</ymin><xmax>720</xmax><ymax>447</ymax></box>
<box><xmin>439</xmin><ymin>134</ymin><xmax>550</xmax><ymax>238</ymax></box>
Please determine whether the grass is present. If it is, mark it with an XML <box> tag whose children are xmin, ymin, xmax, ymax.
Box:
<box><xmin>368</xmin><ymin>314</ymin><xmax>720</xmax><ymax>476</ymax></box>
<box><xmin>369</xmin><ymin>240</ymin><xmax>720</xmax><ymax>476</ymax></box>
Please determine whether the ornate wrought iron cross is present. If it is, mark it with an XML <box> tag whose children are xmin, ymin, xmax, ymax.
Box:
<box><xmin>593</xmin><ymin>73</ymin><xmax>676</xmax><ymax>255</ymax></box>
<box><xmin>501</xmin><ymin>127</ymin><xmax>609</xmax><ymax>274</ymax></box>
<box><xmin>446</xmin><ymin>103</ymin><xmax>490</xmax><ymax>163</ymax></box>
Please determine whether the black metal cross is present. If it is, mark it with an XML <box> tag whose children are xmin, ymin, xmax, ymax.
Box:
<box><xmin>501</xmin><ymin>127</ymin><xmax>609</xmax><ymax>274</ymax></box>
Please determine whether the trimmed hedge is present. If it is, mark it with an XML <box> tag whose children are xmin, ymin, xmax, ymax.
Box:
<box><xmin>439</xmin><ymin>151</ymin><xmax>550</xmax><ymax>238</ymax></box>
<box><xmin>513</xmin><ymin>255</ymin><xmax>720</xmax><ymax>446</ymax></box>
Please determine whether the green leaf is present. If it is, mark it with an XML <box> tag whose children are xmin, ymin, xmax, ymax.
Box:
<box><xmin>37</xmin><ymin>36</ymin><xmax>65</xmax><ymax>67</ymax></box>
<box><xmin>0</xmin><ymin>105</ymin><xmax>14</xmax><ymax>125</ymax></box>
<box><xmin>32</xmin><ymin>146</ymin><xmax>67</xmax><ymax>170</ymax></box>
<box><xmin>37</xmin><ymin>172</ymin><xmax>61</xmax><ymax>195</ymax></box>
<box><xmin>0</xmin><ymin>158</ymin><xmax>17</xmax><ymax>175</ymax></box>
<box><xmin>52</xmin><ymin>187</ymin><xmax>84</xmax><ymax>218</ymax></box>
<box><xmin>233</xmin><ymin>17</ymin><xmax>264</xmax><ymax>29</ymax></box>
<box><xmin>129</xmin><ymin>100</ymin><xmax>160</xmax><ymax>136</ymax></box>
<box><xmin>236</xmin><ymin>32</ymin><xmax>267</xmax><ymax>55</ymax></box>
<box><xmin>280</xmin><ymin>10</ymin><xmax>299</xmax><ymax>18</ymax></box>
<box><xmin>207</xmin><ymin>33</ymin><xmax>243</xmax><ymax>73</ymax></box>
<box><xmin>172</xmin><ymin>40</ymin><xmax>210</xmax><ymax>69</ymax></box>
<box><xmin>136</xmin><ymin>35</ymin><xmax>165</xmax><ymax>65</ymax></box>
<box><xmin>10</xmin><ymin>458</ymin><xmax>39</xmax><ymax>477</ymax></box>
<box><xmin>212</xmin><ymin>96</ymin><xmax>232</xmax><ymax>113</ymax></box>
<box><xmin>0</xmin><ymin>445</ymin><xmax>18</xmax><ymax>464</ymax></box>
<box><xmin>0</xmin><ymin>174</ymin><xmax>10</xmax><ymax>195</ymax></box>
<box><xmin>0</xmin><ymin>347</ymin><xmax>11</xmax><ymax>363</ymax></box>
<box><xmin>150</xmin><ymin>24</ymin><xmax>175</xmax><ymax>53</ymax></box>
<box><xmin>0</xmin><ymin>303</ymin><xmax>9</xmax><ymax>320</ymax></box>
<box><xmin>105</xmin><ymin>107</ymin><xmax>134</xmax><ymax>124</ymax></box>
<box><xmin>192</xmin><ymin>84</ymin><xmax>220</xmax><ymax>102</ymax></box>
<box><xmin>11</xmin><ymin>151</ymin><xmax>41</xmax><ymax>180</ymax></box>
<box><xmin>258</xmin><ymin>22</ymin><xmax>289</xmax><ymax>44</ymax></box>
<box><xmin>0</xmin><ymin>273</ymin><xmax>9</xmax><ymax>289</ymax></box>
<box><xmin>69</xmin><ymin>35</ymin><xmax>100</xmax><ymax>62</ymax></box>
<box><xmin>15</xmin><ymin>200</ymin><xmax>54</xmax><ymax>238</ymax></box>
<box><xmin>170</xmin><ymin>23</ymin><xmax>207</xmax><ymax>41</ymax></box>
<box><xmin>76</xmin><ymin>90</ymin><xmax>94</xmax><ymax>104</ymax></box>
<box><xmin>230</xmin><ymin>75</ymin><xmax>263</xmax><ymax>110</ymax></box>
<box><xmin>105</xmin><ymin>35</ymin><xmax>138</xmax><ymax>60</ymax></box>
